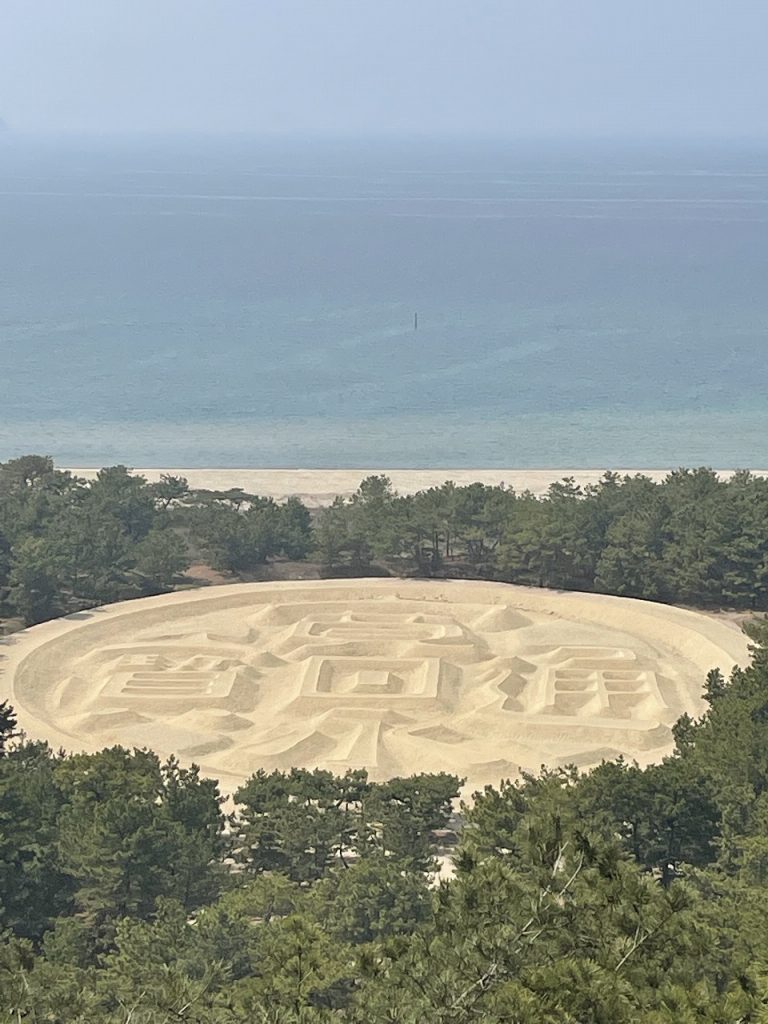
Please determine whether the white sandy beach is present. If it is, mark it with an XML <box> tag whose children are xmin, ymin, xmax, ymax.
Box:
<box><xmin>65</xmin><ymin>468</ymin><xmax>768</xmax><ymax>507</ymax></box>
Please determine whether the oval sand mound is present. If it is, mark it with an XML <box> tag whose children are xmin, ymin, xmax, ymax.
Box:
<box><xmin>0</xmin><ymin>580</ymin><xmax>751</xmax><ymax>793</ymax></box>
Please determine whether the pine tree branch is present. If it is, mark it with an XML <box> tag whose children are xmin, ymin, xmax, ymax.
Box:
<box><xmin>447</xmin><ymin>849</ymin><xmax>585</xmax><ymax>1015</ymax></box>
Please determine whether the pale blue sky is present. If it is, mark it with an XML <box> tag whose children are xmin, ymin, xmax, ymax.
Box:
<box><xmin>2</xmin><ymin>0</ymin><xmax>765</xmax><ymax>136</ymax></box>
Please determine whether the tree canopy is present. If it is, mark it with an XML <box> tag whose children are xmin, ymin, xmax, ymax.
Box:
<box><xmin>3</xmin><ymin>458</ymin><xmax>768</xmax><ymax>629</ymax></box>
<box><xmin>3</xmin><ymin>626</ymin><xmax>768</xmax><ymax>1020</ymax></box>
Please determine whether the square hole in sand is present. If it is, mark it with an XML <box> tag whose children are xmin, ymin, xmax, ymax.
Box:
<box><xmin>297</xmin><ymin>655</ymin><xmax>443</xmax><ymax>707</ymax></box>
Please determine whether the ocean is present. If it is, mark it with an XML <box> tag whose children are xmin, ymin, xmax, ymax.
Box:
<box><xmin>1</xmin><ymin>134</ymin><xmax>767</xmax><ymax>469</ymax></box>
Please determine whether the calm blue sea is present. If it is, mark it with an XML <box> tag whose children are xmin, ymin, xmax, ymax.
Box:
<box><xmin>1</xmin><ymin>135</ymin><xmax>767</xmax><ymax>468</ymax></box>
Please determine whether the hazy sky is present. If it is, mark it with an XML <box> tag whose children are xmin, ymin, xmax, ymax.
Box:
<box><xmin>2</xmin><ymin>0</ymin><xmax>766</xmax><ymax>137</ymax></box>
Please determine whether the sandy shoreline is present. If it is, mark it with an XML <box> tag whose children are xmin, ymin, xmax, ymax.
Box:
<box><xmin>65</xmin><ymin>468</ymin><xmax>768</xmax><ymax>507</ymax></box>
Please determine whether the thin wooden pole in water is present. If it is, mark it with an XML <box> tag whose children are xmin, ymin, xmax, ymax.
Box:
<box><xmin>414</xmin><ymin>312</ymin><xmax>418</xmax><ymax>331</ymax></box>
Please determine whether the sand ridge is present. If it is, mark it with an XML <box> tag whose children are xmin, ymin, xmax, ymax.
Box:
<box><xmin>0</xmin><ymin>580</ymin><xmax>751</xmax><ymax>793</ymax></box>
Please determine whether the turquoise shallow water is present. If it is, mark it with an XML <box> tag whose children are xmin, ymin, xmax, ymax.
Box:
<box><xmin>1</xmin><ymin>135</ymin><xmax>767</xmax><ymax>467</ymax></box>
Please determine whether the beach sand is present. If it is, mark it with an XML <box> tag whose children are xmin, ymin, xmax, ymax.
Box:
<box><xmin>65</xmin><ymin>468</ymin><xmax>768</xmax><ymax>507</ymax></box>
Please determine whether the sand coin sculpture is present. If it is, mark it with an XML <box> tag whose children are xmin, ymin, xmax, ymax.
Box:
<box><xmin>0</xmin><ymin>580</ymin><xmax>750</xmax><ymax>793</ymax></box>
